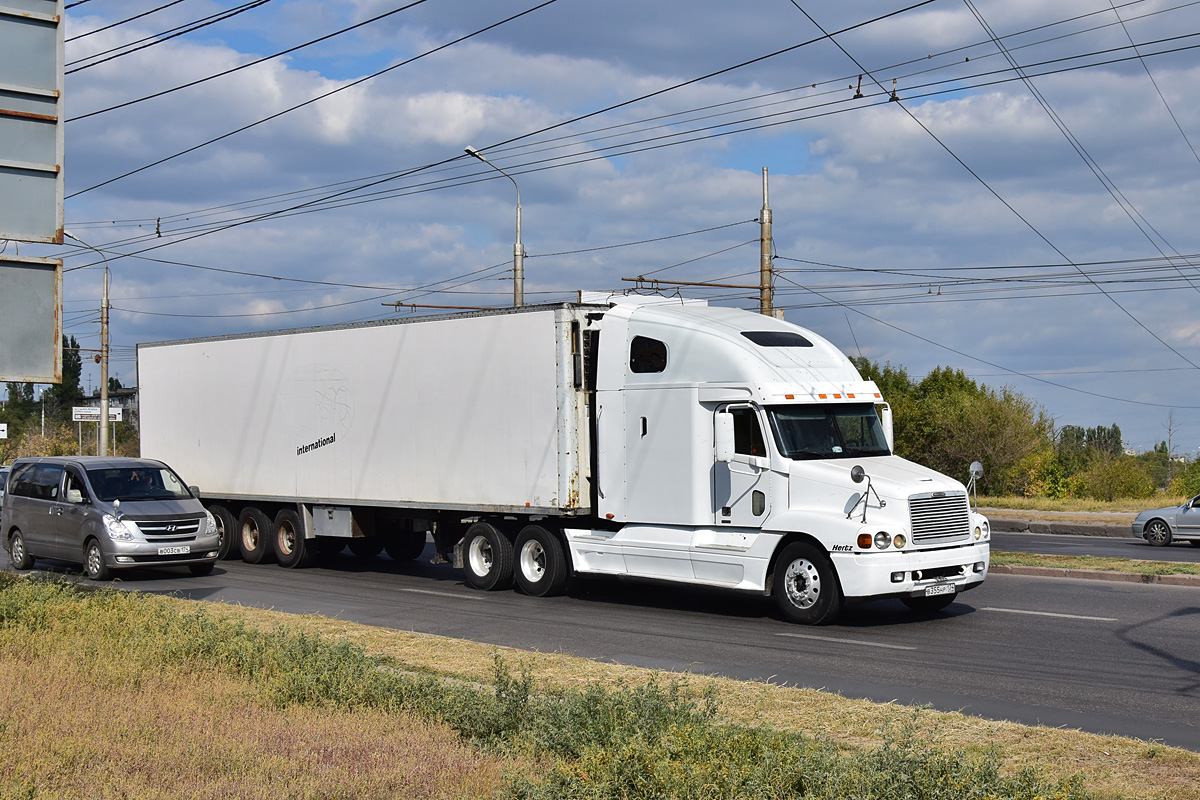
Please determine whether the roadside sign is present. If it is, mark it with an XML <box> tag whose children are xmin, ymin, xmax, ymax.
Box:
<box><xmin>0</xmin><ymin>423</ymin><xmax>7</xmax><ymax>439</ymax></box>
<box><xmin>72</xmin><ymin>406</ymin><xmax>122</xmax><ymax>423</ymax></box>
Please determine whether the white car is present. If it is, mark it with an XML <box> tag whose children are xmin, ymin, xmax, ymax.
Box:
<box><xmin>1132</xmin><ymin>495</ymin><xmax>1200</xmax><ymax>547</ymax></box>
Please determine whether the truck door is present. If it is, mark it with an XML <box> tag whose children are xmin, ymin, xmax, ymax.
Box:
<box><xmin>714</xmin><ymin>405</ymin><xmax>771</xmax><ymax>528</ymax></box>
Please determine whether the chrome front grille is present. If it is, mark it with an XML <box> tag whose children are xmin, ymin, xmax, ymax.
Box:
<box><xmin>133</xmin><ymin>517</ymin><xmax>202</xmax><ymax>543</ymax></box>
<box><xmin>908</xmin><ymin>492</ymin><xmax>970</xmax><ymax>545</ymax></box>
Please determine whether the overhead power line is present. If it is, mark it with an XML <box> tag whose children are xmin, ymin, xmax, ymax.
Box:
<box><xmin>66</xmin><ymin>0</ymin><xmax>187</xmax><ymax>43</ymax></box>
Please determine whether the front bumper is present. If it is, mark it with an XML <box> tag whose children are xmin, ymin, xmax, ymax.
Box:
<box><xmin>832</xmin><ymin>542</ymin><xmax>990</xmax><ymax>600</ymax></box>
<box><xmin>103</xmin><ymin>534</ymin><xmax>221</xmax><ymax>569</ymax></box>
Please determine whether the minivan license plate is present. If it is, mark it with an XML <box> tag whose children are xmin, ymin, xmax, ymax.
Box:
<box><xmin>158</xmin><ymin>545</ymin><xmax>191</xmax><ymax>556</ymax></box>
<box><xmin>925</xmin><ymin>583</ymin><xmax>954</xmax><ymax>597</ymax></box>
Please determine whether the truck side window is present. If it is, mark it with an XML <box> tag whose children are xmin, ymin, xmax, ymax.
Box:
<box><xmin>629</xmin><ymin>336</ymin><xmax>668</xmax><ymax>373</ymax></box>
<box><xmin>730</xmin><ymin>407</ymin><xmax>766</xmax><ymax>457</ymax></box>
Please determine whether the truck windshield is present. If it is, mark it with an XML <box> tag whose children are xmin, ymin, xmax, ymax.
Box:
<box><xmin>767</xmin><ymin>404</ymin><xmax>891</xmax><ymax>460</ymax></box>
<box><xmin>86</xmin><ymin>467</ymin><xmax>193</xmax><ymax>502</ymax></box>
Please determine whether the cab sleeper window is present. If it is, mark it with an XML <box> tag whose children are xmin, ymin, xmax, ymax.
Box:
<box><xmin>629</xmin><ymin>335</ymin><xmax>668</xmax><ymax>373</ymax></box>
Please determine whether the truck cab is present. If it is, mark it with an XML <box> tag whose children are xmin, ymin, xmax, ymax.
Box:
<box><xmin>565</xmin><ymin>295</ymin><xmax>990</xmax><ymax>624</ymax></box>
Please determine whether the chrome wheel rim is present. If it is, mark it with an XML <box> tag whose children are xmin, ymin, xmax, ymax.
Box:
<box><xmin>11</xmin><ymin>535</ymin><xmax>25</xmax><ymax>564</ymax></box>
<box><xmin>520</xmin><ymin>539</ymin><xmax>546</xmax><ymax>582</ymax></box>
<box><xmin>1147</xmin><ymin>521</ymin><xmax>1169</xmax><ymax>544</ymax></box>
<box><xmin>783</xmin><ymin>557</ymin><xmax>821</xmax><ymax>609</ymax></box>
<box><xmin>468</xmin><ymin>536</ymin><xmax>493</xmax><ymax>576</ymax></box>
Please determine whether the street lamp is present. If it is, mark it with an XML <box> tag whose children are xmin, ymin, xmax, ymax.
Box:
<box><xmin>465</xmin><ymin>146</ymin><xmax>524</xmax><ymax>306</ymax></box>
<box><xmin>66</xmin><ymin>231</ymin><xmax>110</xmax><ymax>457</ymax></box>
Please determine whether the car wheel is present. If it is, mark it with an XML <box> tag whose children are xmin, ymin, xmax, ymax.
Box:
<box><xmin>772</xmin><ymin>542</ymin><xmax>842</xmax><ymax>625</ymax></box>
<box><xmin>514</xmin><ymin>525</ymin><xmax>569</xmax><ymax>597</ymax></box>
<box><xmin>1145</xmin><ymin>519</ymin><xmax>1172</xmax><ymax>547</ymax></box>
<box><xmin>462</xmin><ymin>521</ymin><xmax>514</xmax><ymax>591</ymax></box>
<box><xmin>8</xmin><ymin>530</ymin><xmax>34</xmax><ymax>570</ymax></box>
<box><xmin>237</xmin><ymin>507</ymin><xmax>274</xmax><ymax>563</ymax></box>
<box><xmin>207</xmin><ymin>504</ymin><xmax>238</xmax><ymax>560</ymax></box>
<box><xmin>188</xmin><ymin>562</ymin><xmax>215</xmax><ymax>577</ymax></box>
<box><xmin>84</xmin><ymin>539</ymin><xmax>111</xmax><ymax>581</ymax></box>
<box><xmin>902</xmin><ymin>592</ymin><xmax>957</xmax><ymax>613</ymax></box>
<box><xmin>273</xmin><ymin>508</ymin><xmax>316</xmax><ymax>569</ymax></box>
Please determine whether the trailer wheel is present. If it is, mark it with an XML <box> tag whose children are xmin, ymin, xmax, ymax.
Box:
<box><xmin>207</xmin><ymin>504</ymin><xmax>238</xmax><ymax>560</ymax></box>
<box><xmin>772</xmin><ymin>542</ymin><xmax>842</xmax><ymax>625</ymax></box>
<box><xmin>462</xmin><ymin>522</ymin><xmax>514</xmax><ymax>591</ymax></box>
<box><xmin>274</xmin><ymin>509</ymin><xmax>316</xmax><ymax>568</ymax></box>
<box><xmin>384</xmin><ymin>531</ymin><xmax>427</xmax><ymax>562</ymax></box>
<box><xmin>238</xmin><ymin>507</ymin><xmax>274</xmax><ymax>564</ymax></box>
<box><xmin>348</xmin><ymin>537</ymin><xmax>384</xmax><ymax>559</ymax></box>
<box><xmin>514</xmin><ymin>525</ymin><xmax>569</xmax><ymax>597</ymax></box>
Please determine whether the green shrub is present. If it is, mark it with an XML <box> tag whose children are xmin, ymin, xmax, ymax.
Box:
<box><xmin>1076</xmin><ymin>457</ymin><xmax>1154</xmax><ymax>502</ymax></box>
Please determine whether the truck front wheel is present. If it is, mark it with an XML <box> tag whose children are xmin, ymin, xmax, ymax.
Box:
<box><xmin>463</xmin><ymin>522</ymin><xmax>514</xmax><ymax>591</ymax></box>
<box><xmin>514</xmin><ymin>525</ymin><xmax>569</xmax><ymax>597</ymax></box>
<box><xmin>773</xmin><ymin>542</ymin><xmax>842</xmax><ymax>625</ymax></box>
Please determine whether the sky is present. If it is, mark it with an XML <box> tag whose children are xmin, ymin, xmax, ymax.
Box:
<box><xmin>8</xmin><ymin>0</ymin><xmax>1200</xmax><ymax>456</ymax></box>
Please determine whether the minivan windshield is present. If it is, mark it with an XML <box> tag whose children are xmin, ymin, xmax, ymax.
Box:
<box><xmin>86</xmin><ymin>466</ymin><xmax>193</xmax><ymax>502</ymax></box>
<box><xmin>768</xmin><ymin>403</ymin><xmax>890</xmax><ymax>460</ymax></box>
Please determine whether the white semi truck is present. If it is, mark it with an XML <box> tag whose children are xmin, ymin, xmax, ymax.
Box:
<box><xmin>137</xmin><ymin>293</ymin><xmax>990</xmax><ymax>624</ymax></box>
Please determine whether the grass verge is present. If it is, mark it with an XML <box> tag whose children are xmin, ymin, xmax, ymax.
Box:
<box><xmin>991</xmin><ymin>550</ymin><xmax>1200</xmax><ymax>577</ymax></box>
<box><xmin>978</xmin><ymin>496</ymin><xmax>1181</xmax><ymax>515</ymax></box>
<box><xmin>1</xmin><ymin>573</ymin><xmax>1197</xmax><ymax>799</ymax></box>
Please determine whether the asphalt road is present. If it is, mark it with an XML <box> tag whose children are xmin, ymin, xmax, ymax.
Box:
<box><xmin>4</xmin><ymin>543</ymin><xmax>1199</xmax><ymax>751</ymax></box>
<box><xmin>992</xmin><ymin>531</ymin><xmax>1200</xmax><ymax>562</ymax></box>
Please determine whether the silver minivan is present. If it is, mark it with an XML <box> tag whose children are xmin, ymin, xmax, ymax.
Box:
<box><xmin>2</xmin><ymin>456</ymin><xmax>220</xmax><ymax>579</ymax></box>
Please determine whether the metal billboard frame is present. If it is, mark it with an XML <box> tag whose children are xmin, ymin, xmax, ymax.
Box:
<box><xmin>0</xmin><ymin>0</ymin><xmax>65</xmax><ymax>244</ymax></box>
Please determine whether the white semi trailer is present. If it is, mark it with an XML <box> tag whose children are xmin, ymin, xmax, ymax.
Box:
<box><xmin>137</xmin><ymin>293</ymin><xmax>990</xmax><ymax>624</ymax></box>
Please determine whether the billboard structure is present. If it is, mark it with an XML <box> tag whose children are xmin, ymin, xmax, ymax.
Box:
<box><xmin>1</xmin><ymin>0</ymin><xmax>64</xmax><ymax>383</ymax></box>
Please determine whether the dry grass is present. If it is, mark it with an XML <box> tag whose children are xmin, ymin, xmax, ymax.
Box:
<box><xmin>980</xmin><ymin>495</ymin><xmax>1184</xmax><ymax>515</ymax></box>
<box><xmin>0</xmin><ymin>624</ymin><xmax>510</xmax><ymax>800</ymax></box>
<box><xmin>206</xmin><ymin>601</ymin><xmax>1200</xmax><ymax>800</ymax></box>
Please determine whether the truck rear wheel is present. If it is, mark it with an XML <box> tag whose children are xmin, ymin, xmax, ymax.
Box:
<box><xmin>238</xmin><ymin>507</ymin><xmax>274</xmax><ymax>564</ymax></box>
<box><xmin>207</xmin><ymin>504</ymin><xmax>238</xmax><ymax>560</ymax></box>
<box><xmin>514</xmin><ymin>525</ymin><xmax>569</xmax><ymax>597</ymax></box>
<box><xmin>384</xmin><ymin>531</ymin><xmax>427</xmax><ymax>562</ymax></box>
<box><xmin>462</xmin><ymin>522</ymin><xmax>514</xmax><ymax>591</ymax></box>
<box><xmin>274</xmin><ymin>509</ymin><xmax>316</xmax><ymax>568</ymax></box>
<box><xmin>772</xmin><ymin>542</ymin><xmax>842</xmax><ymax>625</ymax></box>
<box><xmin>348</xmin><ymin>537</ymin><xmax>384</xmax><ymax>559</ymax></box>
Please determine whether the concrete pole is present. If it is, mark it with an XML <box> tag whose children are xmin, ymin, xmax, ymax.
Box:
<box><xmin>99</xmin><ymin>264</ymin><xmax>109</xmax><ymax>457</ymax></box>
<box><xmin>465</xmin><ymin>147</ymin><xmax>524</xmax><ymax>306</ymax></box>
<box><xmin>759</xmin><ymin>167</ymin><xmax>773</xmax><ymax>316</ymax></box>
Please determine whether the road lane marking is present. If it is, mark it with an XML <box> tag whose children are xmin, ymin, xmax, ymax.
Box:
<box><xmin>982</xmin><ymin>607</ymin><xmax>1116</xmax><ymax>622</ymax></box>
<box><xmin>395</xmin><ymin>587</ymin><xmax>487</xmax><ymax>601</ymax></box>
<box><xmin>776</xmin><ymin>632</ymin><xmax>917</xmax><ymax>650</ymax></box>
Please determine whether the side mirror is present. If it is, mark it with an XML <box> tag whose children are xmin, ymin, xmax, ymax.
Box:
<box><xmin>66</xmin><ymin>489</ymin><xmax>84</xmax><ymax>504</ymax></box>
<box><xmin>189</xmin><ymin>485</ymin><xmax>201</xmax><ymax>496</ymax></box>
<box><xmin>850</xmin><ymin>465</ymin><xmax>866</xmax><ymax>484</ymax></box>
<box><xmin>714</xmin><ymin>413</ymin><xmax>734</xmax><ymax>463</ymax></box>
<box><xmin>969</xmin><ymin>461</ymin><xmax>983</xmax><ymax>480</ymax></box>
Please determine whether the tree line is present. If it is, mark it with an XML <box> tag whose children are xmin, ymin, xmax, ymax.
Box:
<box><xmin>851</xmin><ymin>357</ymin><xmax>1200</xmax><ymax>501</ymax></box>
<box><xmin>1</xmin><ymin>335</ymin><xmax>138</xmax><ymax>463</ymax></box>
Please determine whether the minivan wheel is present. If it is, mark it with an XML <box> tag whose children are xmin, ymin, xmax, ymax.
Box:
<box><xmin>8</xmin><ymin>530</ymin><xmax>34</xmax><ymax>570</ymax></box>
<box><xmin>237</xmin><ymin>507</ymin><xmax>274</xmax><ymax>564</ymax></box>
<box><xmin>84</xmin><ymin>539</ymin><xmax>111</xmax><ymax>581</ymax></box>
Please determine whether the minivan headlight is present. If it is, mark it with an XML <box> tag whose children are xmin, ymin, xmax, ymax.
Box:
<box><xmin>203</xmin><ymin>510</ymin><xmax>217</xmax><ymax>536</ymax></box>
<box><xmin>103</xmin><ymin>514</ymin><xmax>136</xmax><ymax>541</ymax></box>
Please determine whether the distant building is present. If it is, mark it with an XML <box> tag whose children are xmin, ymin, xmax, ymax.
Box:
<box><xmin>82</xmin><ymin>386</ymin><xmax>138</xmax><ymax>429</ymax></box>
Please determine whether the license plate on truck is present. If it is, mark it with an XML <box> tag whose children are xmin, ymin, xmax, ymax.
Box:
<box><xmin>925</xmin><ymin>583</ymin><xmax>954</xmax><ymax>597</ymax></box>
<box><xmin>158</xmin><ymin>545</ymin><xmax>190</xmax><ymax>556</ymax></box>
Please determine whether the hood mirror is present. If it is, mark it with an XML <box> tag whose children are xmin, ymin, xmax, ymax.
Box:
<box><xmin>846</xmin><ymin>464</ymin><xmax>885</xmax><ymax>522</ymax></box>
<box><xmin>966</xmin><ymin>461</ymin><xmax>983</xmax><ymax>512</ymax></box>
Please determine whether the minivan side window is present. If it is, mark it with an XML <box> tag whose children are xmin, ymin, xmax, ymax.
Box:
<box><xmin>29</xmin><ymin>464</ymin><xmax>65</xmax><ymax>501</ymax></box>
<box><xmin>8</xmin><ymin>464</ymin><xmax>36</xmax><ymax>498</ymax></box>
<box><xmin>65</xmin><ymin>469</ymin><xmax>90</xmax><ymax>503</ymax></box>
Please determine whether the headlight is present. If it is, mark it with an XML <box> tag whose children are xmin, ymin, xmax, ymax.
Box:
<box><xmin>204</xmin><ymin>511</ymin><xmax>217</xmax><ymax>536</ymax></box>
<box><xmin>974</xmin><ymin>526</ymin><xmax>982</xmax><ymax>539</ymax></box>
<box><xmin>873</xmin><ymin>531</ymin><xmax>891</xmax><ymax>550</ymax></box>
<box><xmin>892</xmin><ymin>534</ymin><xmax>907</xmax><ymax>549</ymax></box>
<box><xmin>103</xmin><ymin>514</ymin><xmax>136</xmax><ymax>541</ymax></box>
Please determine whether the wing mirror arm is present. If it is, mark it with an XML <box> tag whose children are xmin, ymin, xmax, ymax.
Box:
<box><xmin>847</xmin><ymin>465</ymin><xmax>886</xmax><ymax>522</ymax></box>
<box><xmin>966</xmin><ymin>461</ymin><xmax>983</xmax><ymax>512</ymax></box>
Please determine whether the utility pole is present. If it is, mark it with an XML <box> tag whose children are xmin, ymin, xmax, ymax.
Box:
<box><xmin>99</xmin><ymin>263</ymin><xmax>109</xmax><ymax>457</ymax></box>
<box><xmin>759</xmin><ymin>167</ymin><xmax>773</xmax><ymax>316</ymax></box>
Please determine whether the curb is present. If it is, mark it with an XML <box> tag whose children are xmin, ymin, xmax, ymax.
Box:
<box><xmin>986</xmin><ymin>515</ymin><xmax>1130</xmax><ymax>538</ymax></box>
<box><xmin>989</xmin><ymin>564</ymin><xmax>1200</xmax><ymax>586</ymax></box>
